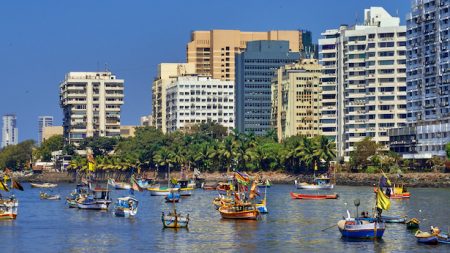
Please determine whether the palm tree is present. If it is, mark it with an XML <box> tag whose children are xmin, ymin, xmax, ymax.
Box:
<box><xmin>313</xmin><ymin>136</ymin><xmax>337</xmax><ymax>169</ymax></box>
<box><xmin>294</xmin><ymin>136</ymin><xmax>315</xmax><ymax>172</ymax></box>
<box><xmin>217</xmin><ymin>136</ymin><xmax>236</xmax><ymax>173</ymax></box>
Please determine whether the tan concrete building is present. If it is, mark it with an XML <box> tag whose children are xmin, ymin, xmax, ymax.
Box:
<box><xmin>120</xmin><ymin>125</ymin><xmax>137</xmax><ymax>138</ymax></box>
<box><xmin>272</xmin><ymin>59</ymin><xmax>322</xmax><ymax>142</ymax></box>
<box><xmin>42</xmin><ymin>126</ymin><xmax>63</xmax><ymax>142</ymax></box>
<box><xmin>187</xmin><ymin>30</ymin><xmax>303</xmax><ymax>81</ymax></box>
<box><xmin>152</xmin><ymin>63</ymin><xmax>196</xmax><ymax>133</ymax></box>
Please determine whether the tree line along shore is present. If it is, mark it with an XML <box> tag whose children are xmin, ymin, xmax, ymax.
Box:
<box><xmin>1</xmin><ymin>122</ymin><xmax>449</xmax><ymax>187</ymax></box>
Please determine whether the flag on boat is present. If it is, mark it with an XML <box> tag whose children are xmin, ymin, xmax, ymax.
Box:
<box><xmin>87</xmin><ymin>154</ymin><xmax>96</xmax><ymax>171</ymax></box>
<box><xmin>376</xmin><ymin>187</ymin><xmax>391</xmax><ymax>210</ymax></box>
<box><xmin>0</xmin><ymin>180</ymin><xmax>9</xmax><ymax>192</ymax></box>
<box><xmin>249</xmin><ymin>181</ymin><xmax>260</xmax><ymax>200</ymax></box>
<box><xmin>130</xmin><ymin>174</ymin><xmax>143</xmax><ymax>192</ymax></box>
<box><xmin>11</xmin><ymin>179</ymin><xmax>24</xmax><ymax>191</ymax></box>
<box><xmin>234</xmin><ymin>171</ymin><xmax>250</xmax><ymax>186</ymax></box>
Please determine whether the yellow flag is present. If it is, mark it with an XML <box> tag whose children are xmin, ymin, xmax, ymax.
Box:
<box><xmin>376</xmin><ymin>187</ymin><xmax>391</xmax><ymax>210</ymax></box>
<box><xmin>314</xmin><ymin>161</ymin><xmax>318</xmax><ymax>171</ymax></box>
<box><xmin>0</xmin><ymin>180</ymin><xmax>9</xmax><ymax>192</ymax></box>
<box><xmin>87</xmin><ymin>154</ymin><xmax>96</xmax><ymax>171</ymax></box>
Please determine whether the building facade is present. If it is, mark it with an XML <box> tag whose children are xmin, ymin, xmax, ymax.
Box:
<box><xmin>235</xmin><ymin>40</ymin><xmax>301</xmax><ymax>135</ymax></box>
<box><xmin>271</xmin><ymin>59</ymin><xmax>322</xmax><ymax>141</ymax></box>
<box><xmin>140</xmin><ymin>115</ymin><xmax>153</xmax><ymax>127</ymax></box>
<box><xmin>401</xmin><ymin>0</ymin><xmax>450</xmax><ymax>157</ymax></box>
<box><xmin>2</xmin><ymin>114</ymin><xmax>18</xmax><ymax>148</ymax></box>
<box><xmin>152</xmin><ymin>63</ymin><xmax>196</xmax><ymax>133</ymax></box>
<box><xmin>60</xmin><ymin>72</ymin><xmax>124</xmax><ymax>146</ymax></box>
<box><xmin>38</xmin><ymin>116</ymin><xmax>53</xmax><ymax>145</ymax></box>
<box><xmin>187</xmin><ymin>30</ymin><xmax>303</xmax><ymax>81</ymax></box>
<box><xmin>166</xmin><ymin>75</ymin><xmax>234</xmax><ymax>133</ymax></box>
<box><xmin>42</xmin><ymin>126</ymin><xmax>64</xmax><ymax>142</ymax></box>
<box><xmin>318</xmin><ymin>7</ymin><xmax>408</xmax><ymax>160</ymax></box>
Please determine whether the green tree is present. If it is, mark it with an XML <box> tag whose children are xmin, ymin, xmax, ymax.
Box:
<box><xmin>0</xmin><ymin>140</ymin><xmax>35</xmax><ymax>170</ymax></box>
<box><xmin>35</xmin><ymin>135</ymin><xmax>64</xmax><ymax>162</ymax></box>
<box><xmin>349</xmin><ymin>137</ymin><xmax>380</xmax><ymax>170</ymax></box>
<box><xmin>313</xmin><ymin>136</ymin><xmax>336</xmax><ymax>168</ymax></box>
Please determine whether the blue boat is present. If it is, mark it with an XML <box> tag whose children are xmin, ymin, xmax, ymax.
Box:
<box><xmin>338</xmin><ymin>213</ymin><xmax>385</xmax><ymax>239</ymax></box>
<box><xmin>415</xmin><ymin>227</ymin><xmax>441</xmax><ymax>245</ymax></box>
<box><xmin>357</xmin><ymin>215</ymin><xmax>406</xmax><ymax>224</ymax></box>
<box><xmin>165</xmin><ymin>191</ymin><xmax>181</xmax><ymax>203</ymax></box>
<box><xmin>438</xmin><ymin>233</ymin><xmax>450</xmax><ymax>244</ymax></box>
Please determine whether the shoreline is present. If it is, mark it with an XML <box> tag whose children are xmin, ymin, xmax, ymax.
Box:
<box><xmin>11</xmin><ymin>171</ymin><xmax>450</xmax><ymax>188</ymax></box>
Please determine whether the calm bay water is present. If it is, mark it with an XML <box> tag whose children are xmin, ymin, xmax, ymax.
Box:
<box><xmin>1</xmin><ymin>184</ymin><xmax>449</xmax><ymax>253</ymax></box>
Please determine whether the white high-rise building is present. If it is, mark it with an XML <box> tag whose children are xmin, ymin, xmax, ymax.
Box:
<box><xmin>152</xmin><ymin>63</ymin><xmax>196</xmax><ymax>133</ymax></box>
<box><xmin>38</xmin><ymin>116</ymin><xmax>53</xmax><ymax>145</ymax></box>
<box><xmin>60</xmin><ymin>72</ymin><xmax>124</xmax><ymax>145</ymax></box>
<box><xmin>2</xmin><ymin>114</ymin><xmax>18</xmax><ymax>148</ymax></box>
<box><xmin>166</xmin><ymin>75</ymin><xmax>235</xmax><ymax>133</ymax></box>
<box><xmin>319</xmin><ymin>7</ymin><xmax>408</xmax><ymax>160</ymax></box>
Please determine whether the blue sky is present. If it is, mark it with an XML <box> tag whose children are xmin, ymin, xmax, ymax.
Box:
<box><xmin>0</xmin><ymin>0</ymin><xmax>410</xmax><ymax>142</ymax></box>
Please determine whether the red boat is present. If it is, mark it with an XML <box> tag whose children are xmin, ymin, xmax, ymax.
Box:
<box><xmin>374</xmin><ymin>186</ymin><xmax>410</xmax><ymax>199</ymax></box>
<box><xmin>290</xmin><ymin>192</ymin><xmax>339</xmax><ymax>200</ymax></box>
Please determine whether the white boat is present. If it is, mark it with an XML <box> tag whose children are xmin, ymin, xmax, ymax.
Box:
<box><xmin>0</xmin><ymin>197</ymin><xmax>18</xmax><ymax>220</ymax></box>
<box><xmin>30</xmin><ymin>183</ymin><xmax>57</xmax><ymax>188</ymax></box>
<box><xmin>114</xmin><ymin>196</ymin><xmax>138</xmax><ymax>218</ymax></box>
<box><xmin>162</xmin><ymin>212</ymin><xmax>190</xmax><ymax>228</ymax></box>
<box><xmin>108</xmin><ymin>179</ymin><xmax>131</xmax><ymax>190</ymax></box>
<box><xmin>295</xmin><ymin>177</ymin><xmax>334</xmax><ymax>190</ymax></box>
<box><xmin>77</xmin><ymin>188</ymin><xmax>111</xmax><ymax>210</ymax></box>
<box><xmin>40</xmin><ymin>192</ymin><xmax>61</xmax><ymax>200</ymax></box>
<box><xmin>148</xmin><ymin>186</ymin><xmax>174</xmax><ymax>196</ymax></box>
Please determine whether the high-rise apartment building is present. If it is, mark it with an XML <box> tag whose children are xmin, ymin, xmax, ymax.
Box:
<box><xmin>398</xmin><ymin>0</ymin><xmax>450</xmax><ymax>157</ymax></box>
<box><xmin>2</xmin><ymin>114</ymin><xmax>18</xmax><ymax>148</ymax></box>
<box><xmin>187</xmin><ymin>29</ymin><xmax>303</xmax><ymax>81</ymax></box>
<box><xmin>140</xmin><ymin>115</ymin><xmax>153</xmax><ymax>127</ymax></box>
<box><xmin>38</xmin><ymin>116</ymin><xmax>53</xmax><ymax>145</ymax></box>
<box><xmin>271</xmin><ymin>59</ymin><xmax>322</xmax><ymax>141</ymax></box>
<box><xmin>152</xmin><ymin>63</ymin><xmax>196</xmax><ymax>133</ymax></box>
<box><xmin>60</xmin><ymin>72</ymin><xmax>124</xmax><ymax>145</ymax></box>
<box><xmin>235</xmin><ymin>40</ymin><xmax>300</xmax><ymax>135</ymax></box>
<box><xmin>319</xmin><ymin>7</ymin><xmax>407</xmax><ymax>160</ymax></box>
<box><xmin>166</xmin><ymin>75</ymin><xmax>234</xmax><ymax>133</ymax></box>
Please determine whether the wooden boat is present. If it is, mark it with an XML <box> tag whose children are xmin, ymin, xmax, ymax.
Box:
<box><xmin>216</xmin><ymin>182</ymin><xmax>232</xmax><ymax>195</ymax></box>
<box><xmin>66</xmin><ymin>184</ymin><xmax>89</xmax><ymax>208</ymax></box>
<box><xmin>39</xmin><ymin>192</ymin><xmax>61</xmax><ymax>200</ymax></box>
<box><xmin>415</xmin><ymin>228</ymin><xmax>439</xmax><ymax>244</ymax></box>
<box><xmin>77</xmin><ymin>188</ymin><xmax>111</xmax><ymax>210</ymax></box>
<box><xmin>0</xmin><ymin>197</ymin><xmax>18</xmax><ymax>220</ymax></box>
<box><xmin>162</xmin><ymin>211</ymin><xmax>190</xmax><ymax>228</ymax></box>
<box><xmin>114</xmin><ymin>196</ymin><xmax>138</xmax><ymax>218</ymax></box>
<box><xmin>338</xmin><ymin>217</ymin><xmax>385</xmax><ymax>239</ymax></box>
<box><xmin>108</xmin><ymin>179</ymin><xmax>131</xmax><ymax>190</ymax></box>
<box><xmin>218</xmin><ymin>203</ymin><xmax>260</xmax><ymax>220</ymax></box>
<box><xmin>295</xmin><ymin>177</ymin><xmax>334</xmax><ymax>190</ymax></box>
<box><xmin>406</xmin><ymin>218</ymin><xmax>420</xmax><ymax>229</ymax></box>
<box><xmin>212</xmin><ymin>195</ymin><xmax>232</xmax><ymax>210</ymax></box>
<box><xmin>148</xmin><ymin>186</ymin><xmax>172</xmax><ymax>196</ymax></box>
<box><xmin>290</xmin><ymin>192</ymin><xmax>338</xmax><ymax>200</ymax></box>
<box><xmin>136</xmin><ymin>178</ymin><xmax>154</xmax><ymax>188</ymax></box>
<box><xmin>257</xmin><ymin>179</ymin><xmax>271</xmax><ymax>189</ymax></box>
<box><xmin>30</xmin><ymin>183</ymin><xmax>57</xmax><ymax>188</ymax></box>
<box><xmin>202</xmin><ymin>184</ymin><xmax>217</xmax><ymax>190</ymax></box>
<box><xmin>165</xmin><ymin>191</ymin><xmax>181</xmax><ymax>203</ymax></box>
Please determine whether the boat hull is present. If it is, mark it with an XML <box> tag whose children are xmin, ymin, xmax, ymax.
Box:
<box><xmin>290</xmin><ymin>192</ymin><xmax>338</xmax><ymax>200</ymax></box>
<box><xmin>30</xmin><ymin>183</ymin><xmax>57</xmax><ymax>188</ymax></box>
<box><xmin>114</xmin><ymin>208</ymin><xmax>137</xmax><ymax>218</ymax></box>
<box><xmin>0</xmin><ymin>213</ymin><xmax>17</xmax><ymax>220</ymax></box>
<box><xmin>338</xmin><ymin>220</ymin><xmax>385</xmax><ymax>239</ymax></box>
<box><xmin>295</xmin><ymin>183</ymin><xmax>334</xmax><ymax>190</ymax></box>
<box><xmin>77</xmin><ymin>201</ymin><xmax>111</xmax><ymax>210</ymax></box>
<box><xmin>162</xmin><ymin>214</ymin><xmax>189</xmax><ymax>228</ymax></box>
<box><xmin>417</xmin><ymin>236</ymin><xmax>438</xmax><ymax>244</ymax></box>
<box><xmin>219</xmin><ymin>208</ymin><xmax>259</xmax><ymax>220</ymax></box>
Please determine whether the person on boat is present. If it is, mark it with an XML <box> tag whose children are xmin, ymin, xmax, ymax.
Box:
<box><xmin>361</xmin><ymin>211</ymin><xmax>369</xmax><ymax>218</ymax></box>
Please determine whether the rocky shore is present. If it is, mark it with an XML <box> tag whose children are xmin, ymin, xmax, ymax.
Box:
<box><xmin>8</xmin><ymin>171</ymin><xmax>450</xmax><ymax>188</ymax></box>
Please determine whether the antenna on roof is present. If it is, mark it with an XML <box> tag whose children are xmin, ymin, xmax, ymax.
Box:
<box><xmin>105</xmin><ymin>63</ymin><xmax>109</xmax><ymax>72</ymax></box>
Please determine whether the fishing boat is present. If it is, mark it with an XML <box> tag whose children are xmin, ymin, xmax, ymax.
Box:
<box><xmin>165</xmin><ymin>191</ymin><xmax>181</xmax><ymax>203</ymax></box>
<box><xmin>39</xmin><ymin>192</ymin><xmax>61</xmax><ymax>200</ymax></box>
<box><xmin>219</xmin><ymin>203</ymin><xmax>259</xmax><ymax>220</ymax></box>
<box><xmin>30</xmin><ymin>183</ymin><xmax>57</xmax><ymax>188</ymax></box>
<box><xmin>203</xmin><ymin>183</ymin><xmax>217</xmax><ymax>190</ymax></box>
<box><xmin>108</xmin><ymin>179</ymin><xmax>131</xmax><ymax>190</ymax></box>
<box><xmin>257</xmin><ymin>179</ymin><xmax>271</xmax><ymax>189</ymax></box>
<box><xmin>415</xmin><ymin>227</ymin><xmax>439</xmax><ymax>245</ymax></box>
<box><xmin>255</xmin><ymin>198</ymin><xmax>268</xmax><ymax>213</ymax></box>
<box><xmin>295</xmin><ymin>177</ymin><xmax>334</xmax><ymax>190</ymax></box>
<box><xmin>406</xmin><ymin>218</ymin><xmax>420</xmax><ymax>229</ymax></box>
<box><xmin>290</xmin><ymin>192</ymin><xmax>338</xmax><ymax>200</ymax></box>
<box><xmin>148</xmin><ymin>186</ymin><xmax>172</xmax><ymax>196</ymax></box>
<box><xmin>66</xmin><ymin>184</ymin><xmax>89</xmax><ymax>208</ymax></box>
<box><xmin>216</xmin><ymin>182</ymin><xmax>232</xmax><ymax>195</ymax></box>
<box><xmin>338</xmin><ymin>211</ymin><xmax>385</xmax><ymax>239</ymax></box>
<box><xmin>77</xmin><ymin>187</ymin><xmax>111</xmax><ymax>210</ymax></box>
<box><xmin>136</xmin><ymin>178</ymin><xmax>154</xmax><ymax>188</ymax></box>
<box><xmin>176</xmin><ymin>180</ymin><xmax>193</xmax><ymax>196</ymax></box>
<box><xmin>162</xmin><ymin>195</ymin><xmax>189</xmax><ymax>228</ymax></box>
<box><xmin>114</xmin><ymin>196</ymin><xmax>138</xmax><ymax>218</ymax></box>
<box><xmin>0</xmin><ymin>196</ymin><xmax>18</xmax><ymax>220</ymax></box>
<box><xmin>212</xmin><ymin>195</ymin><xmax>232</xmax><ymax>210</ymax></box>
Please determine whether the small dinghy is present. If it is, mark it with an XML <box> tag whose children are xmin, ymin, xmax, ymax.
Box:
<box><xmin>162</xmin><ymin>198</ymin><xmax>189</xmax><ymax>228</ymax></box>
<box><xmin>338</xmin><ymin>211</ymin><xmax>385</xmax><ymax>239</ymax></box>
<box><xmin>40</xmin><ymin>192</ymin><xmax>61</xmax><ymax>200</ymax></box>
<box><xmin>31</xmin><ymin>183</ymin><xmax>57</xmax><ymax>188</ymax></box>
<box><xmin>290</xmin><ymin>192</ymin><xmax>338</xmax><ymax>200</ymax></box>
<box><xmin>165</xmin><ymin>191</ymin><xmax>181</xmax><ymax>203</ymax></box>
<box><xmin>406</xmin><ymin>218</ymin><xmax>420</xmax><ymax>229</ymax></box>
<box><xmin>114</xmin><ymin>196</ymin><xmax>138</xmax><ymax>218</ymax></box>
<box><xmin>415</xmin><ymin>227</ymin><xmax>440</xmax><ymax>245</ymax></box>
<box><xmin>108</xmin><ymin>179</ymin><xmax>131</xmax><ymax>190</ymax></box>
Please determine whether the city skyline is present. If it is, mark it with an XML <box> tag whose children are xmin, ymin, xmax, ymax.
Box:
<box><xmin>0</xmin><ymin>0</ymin><xmax>409</xmax><ymax>141</ymax></box>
